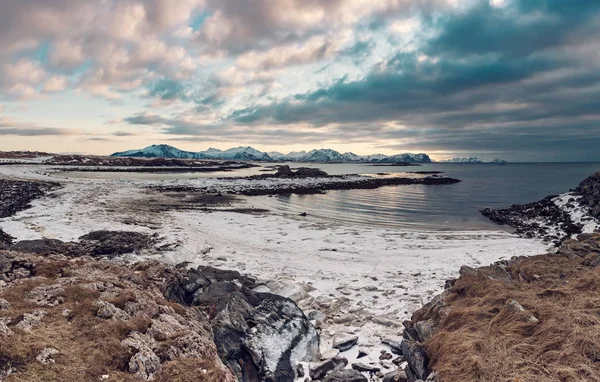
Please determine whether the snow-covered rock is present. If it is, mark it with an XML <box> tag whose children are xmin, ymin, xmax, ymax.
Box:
<box><xmin>438</xmin><ymin>157</ymin><xmax>507</xmax><ymax>164</ymax></box>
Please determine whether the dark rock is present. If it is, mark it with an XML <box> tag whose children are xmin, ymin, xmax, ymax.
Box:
<box><xmin>310</xmin><ymin>356</ymin><xmax>348</xmax><ymax>380</ymax></box>
<box><xmin>0</xmin><ymin>179</ymin><xmax>60</xmax><ymax>219</ymax></box>
<box><xmin>357</xmin><ymin>349</ymin><xmax>368</xmax><ymax>358</ymax></box>
<box><xmin>383</xmin><ymin>369</ymin><xmax>408</xmax><ymax>382</ymax></box>
<box><xmin>0</xmin><ymin>229</ymin><xmax>14</xmax><ymax>247</ymax></box>
<box><xmin>352</xmin><ymin>362</ymin><xmax>380</xmax><ymax>372</ymax></box>
<box><xmin>295</xmin><ymin>167</ymin><xmax>328</xmax><ymax>177</ymax></box>
<box><xmin>401</xmin><ymin>340</ymin><xmax>429</xmax><ymax>382</ymax></box>
<box><xmin>296</xmin><ymin>363</ymin><xmax>305</xmax><ymax>378</ymax></box>
<box><xmin>333</xmin><ymin>335</ymin><xmax>359</xmax><ymax>351</ymax></box>
<box><xmin>379</xmin><ymin>352</ymin><xmax>393</xmax><ymax>360</ymax></box>
<box><xmin>203</xmin><ymin>285</ymin><xmax>318</xmax><ymax>381</ymax></box>
<box><xmin>382</xmin><ymin>338</ymin><xmax>403</xmax><ymax>355</ymax></box>
<box><xmin>480</xmin><ymin>195</ymin><xmax>584</xmax><ymax>244</ymax></box>
<box><xmin>323</xmin><ymin>369</ymin><xmax>368</xmax><ymax>382</ymax></box>
<box><xmin>276</xmin><ymin>165</ymin><xmax>294</xmax><ymax>177</ymax></box>
<box><xmin>300</xmin><ymin>212</ymin><xmax>308</xmax><ymax>217</ymax></box>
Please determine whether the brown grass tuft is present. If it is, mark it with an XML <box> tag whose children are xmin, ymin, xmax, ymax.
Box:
<box><xmin>425</xmin><ymin>253</ymin><xmax>600</xmax><ymax>382</ymax></box>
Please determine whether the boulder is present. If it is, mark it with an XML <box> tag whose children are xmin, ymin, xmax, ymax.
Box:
<box><xmin>276</xmin><ymin>165</ymin><xmax>295</xmax><ymax>177</ymax></box>
<box><xmin>333</xmin><ymin>335</ymin><xmax>359</xmax><ymax>352</ymax></box>
<box><xmin>169</xmin><ymin>266</ymin><xmax>320</xmax><ymax>382</ymax></box>
<box><xmin>401</xmin><ymin>340</ymin><xmax>429</xmax><ymax>382</ymax></box>
<box><xmin>323</xmin><ymin>369</ymin><xmax>368</xmax><ymax>382</ymax></box>
<box><xmin>310</xmin><ymin>356</ymin><xmax>348</xmax><ymax>380</ymax></box>
<box><xmin>295</xmin><ymin>167</ymin><xmax>328</xmax><ymax>177</ymax></box>
<box><xmin>352</xmin><ymin>362</ymin><xmax>380</xmax><ymax>372</ymax></box>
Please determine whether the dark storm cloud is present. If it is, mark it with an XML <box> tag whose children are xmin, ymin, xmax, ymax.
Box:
<box><xmin>222</xmin><ymin>0</ymin><xmax>600</xmax><ymax>161</ymax></box>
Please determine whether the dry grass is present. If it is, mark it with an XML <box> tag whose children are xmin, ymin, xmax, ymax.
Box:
<box><xmin>0</xmin><ymin>252</ymin><xmax>235</xmax><ymax>382</ymax></box>
<box><xmin>425</xmin><ymin>254</ymin><xmax>600</xmax><ymax>382</ymax></box>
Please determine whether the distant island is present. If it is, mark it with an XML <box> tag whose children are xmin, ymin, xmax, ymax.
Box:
<box><xmin>111</xmin><ymin>144</ymin><xmax>509</xmax><ymax>164</ymax></box>
<box><xmin>112</xmin><ymin>144</ymin><xmax>433</xmax><ymax>163</ymax></box>
<box><xmin>438</xmin><ymin>157</ymin><xmax>508</xmax><ymax>164</ymax></box>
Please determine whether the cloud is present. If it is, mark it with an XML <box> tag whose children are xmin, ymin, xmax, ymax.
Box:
<box><xmin>42</xmin><ymin>75</ymin><xmax>69</xmax><ymax>93</ymax></box>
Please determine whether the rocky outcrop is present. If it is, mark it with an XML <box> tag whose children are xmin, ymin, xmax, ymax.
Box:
<box><xmin>576</xmin><ymin>172</ymin><xmax>600</xmax><ymax>219</ymax></box>
<box><xmin>8</xmin><ymin>230</ymin><xmax>160</xmax><ymax>258</ymax></box>
<box><xmin>0</xmin><ymin>249</ymin><xmax>319</xmax><ymax>382</ymax></box>
<box><xmin>0</xmin><ymin>250</ymin><xmax>235</xmax><ymax>381</ymax></box>
<box><xmin>481</xmin><ymin>172</ymin><xmax>600</xmax><ymax>244</ymax></box>
<box><xmin>400</xmin><ymin>233</ymin><xmax>600</xmax><ymax>382</ymax></box>
<box><xmin>164</xmin><ymin>265</ymin><xmax>320</xmax><ymax>382</ymax></box>
<box><xmin>480</xmin><ymin>195</ymin><xmax>582</xmax><ymax>244</ymax></box>
<box><xmin>0</xmin><ymin>179</ymin><xmax>60</xmax><ymax>219</ymax></box>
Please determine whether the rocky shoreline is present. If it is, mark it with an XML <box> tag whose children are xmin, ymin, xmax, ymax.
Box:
<box><xmin>152</xmin><ymin>174</ymin><xmax>461</xmax><ymax>197</ymax></box>
<box><xmin>480</xmin><ymin>172</ymin><xmax>600</xmax><ymax>244</ymax></box>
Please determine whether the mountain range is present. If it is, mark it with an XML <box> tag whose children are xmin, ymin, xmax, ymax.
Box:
<box><xmin>111</xmin><ymin>144</ymin><xmax>433</xmax><ymax>163</ymax></box>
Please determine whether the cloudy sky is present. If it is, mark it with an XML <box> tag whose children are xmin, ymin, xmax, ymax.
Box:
<box><xmin>0</xmin><ymin>0</ymin><xmax>599</xmax><ymax>161</ymax></box>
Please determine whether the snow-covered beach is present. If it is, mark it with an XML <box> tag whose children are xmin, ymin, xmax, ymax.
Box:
<box><xmin>0</xmin><ymin>163</ymin><xmax>550</xmax><ymax>376</ymax></box>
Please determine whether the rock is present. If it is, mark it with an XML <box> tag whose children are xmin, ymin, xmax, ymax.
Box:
<box><xmin>323</xmin><ymin>369</ymin><xmax>369</xmax><ymax>382</ymax></box>
<box><xmin>321</xmin><ymin>348</ymin><xmax>341</xmax><ymax>360</ymax></box>
<box><xmin>0</xmin><ymin>319</ymin><xmax>13</xmax><ymax>335</ymax></box>
<box><xmin>357</xmin><ymin>349</ymin><xmax>369</xmax><ymax>358</ymax></box>
<box><xmin>310</xmin><ymin>356</ymin><xmax>348</xmax><ymax>380</ymax></box>
<box><xmin>382</xmin><ymin>338</ymin><xmax>403</xmax><ymax>355</ymax></box>
<box><xmin>333</xmin><ymin>335</ymin><xmax>359</xmax><ymax>352</ymax></box>
<box><xmin>401</xmin><ymin>340</ymin><xmax>429</xmax><ymax>382</ymax></box>
<box><xmin>276</xmin><ymin>165</ymin><xmax>295</xmax><ymax>177</ymax></box>
<box><xmin>300</xmin><ymin>212</ymin><xmax>308</xmax><ymax>217</ymax></box>
<box><xmin>383</xmin><ymin>369</ymin><xmax>409</xmax><ymax>382</ymax></box>
<box><xmin>14</xmin><ymin>310</ymin><xmax>46</xmax><ymax>332</ymax></box>
<box><xmin>296</xmin><ymin>363</ymin><xmax>305</xmax><ymax>378</ymax></box>
<box><xmin>26</xmin><ymin>284</ymin><xmax>65</xmax><ymax>307</ymax></box>
<box><xmin>380</xmin><ymin>352</ymin><xmax>393</xmax><ymax>360</ymax></box>
<box><xmin>95</xmin><ymin>300</ymin><xmax>129</xmax><ymax>320</ymax></box>
<box><xmin>295</xmin><ymin>167</ymin><xmax>328</xmax><ymax>177</ymax></box>
<box><xmin>0</xmin><ymin>298</ymin><xmax>10</xmax><ymax>310</ymax></box>
<box><xmin>36</xmin><ymin>347</ymin><xmax>59</xmax><ymax>364</ymax></box>
<box><xmin>128</xmin><ymin>348</ymin><xmax>161</xmax><ymax>381</ymax></box>
<box><xmin>352</xmin><ymin>362</ymin><xmax>380</xmax><ymax>372</ymax></box>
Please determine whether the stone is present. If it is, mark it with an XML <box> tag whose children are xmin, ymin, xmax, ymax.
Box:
<box><xmin>383</xmin><ymin>369</ymin><xmax>409</xmax><ymax>382</ymax></box>
<box><xmin>352</xmin><ymin>362</ymin><xmax>380</xmax><ymax>372</ymax></box>
<box><xmin>382</xmin><ymin>338</ymin><xmax>403</xmax><ymax>355</ymax></box>
<box><xmin>95</xmin><ymin>300</ymin><xmax>129</xmax><ymax>320</ymax></box>
<box><xmin>14</xmin><ymin>310</ymin><xmax>46</xmax><ymax>332</ymax></box>
<box><xmin>0</xmin><ymin>298</ymin><xmax>10</xmax><ymax>310</ymax></box>
<box><xmin>401</xmin><ymin>340</ymin><xmax>429</xmax><ymax>382</ymax></box>
<box><xmin>128</xmin><ymin>348</ymin><xmax>161</xmax><ymax>381</ymax></box>
<box><xmin>357</xmin><ymin>349</ymin><xmax>369</xmax><ymax>358</ymax></box>
<box><xmin>296</xmin><ymin>363</ymin><xmax>305</xmax><ymax>378</ymax></box>
<box><xmin>333</xmin><ymin>335</ymin><xmax>359</xmax><ymax>352</ymax></box>
<box><xmin>36</xmin><ymin>347</ymin><xmax>59</xmax><ymax>364</ymax></box>
<box><xmin>310</xmin><ymin>356</ymin><xmax>348</xmax><ymax>380</ymax></box>
<box><xmin>323</xmin><ymin>369</ymin><xmax>369</xmax><ymax>382</ymax></box>
<box><xmin>276</xmin><ymin>165</ymin><xmax>294</xmax><ymax>177</ymax></box>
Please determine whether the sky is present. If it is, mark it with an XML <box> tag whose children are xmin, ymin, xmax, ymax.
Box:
<box><xmin>0</xmin><ymin>0</ymin><xmax>599</xmax><ymax>161</ymax></box>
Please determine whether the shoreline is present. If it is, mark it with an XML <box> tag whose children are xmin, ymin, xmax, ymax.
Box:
<box><xmin>0</xmin><ymin>164</ymin><xmax>549</xmax><ymax>379</ymax></box>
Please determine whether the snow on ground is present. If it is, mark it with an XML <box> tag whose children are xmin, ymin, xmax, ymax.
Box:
<box><xmin>554</xmin><ymin>193</ymin><xmax>600</xmax><ymax>235</ymax></box>
<box><xmin>0</xmin><ymin>164</ymin><xmax>549</xmax><ymax>376</ymax></box>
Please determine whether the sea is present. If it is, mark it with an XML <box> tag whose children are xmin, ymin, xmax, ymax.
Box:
<box><xmin>62</xmin><ymin>162</ymin><xmax>600</xmax><ymax>231</ymax></box>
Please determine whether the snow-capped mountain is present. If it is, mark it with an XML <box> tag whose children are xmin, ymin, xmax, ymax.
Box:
<box><xmin>111</xmin><ymin>144</ymin><xmax>432</xmax><ymax>163</ymax></box>
<box><xmin>204</xmin><ymin>146</ymin><xmax>272</xmax><ymax>161</ymax></box>
<box><xmin>439</xmin><ymin>157</ymin><xmax>507</xmax><ymax>164</ymax></box>
<box><xmin>111</xmin><ymin>144</ymin><xmax>211</xmax><ymax>159</ymax></box>
<box><xmin>299</xmin><ymin>149</ymin><xmax>348</xmax><ymax>162</ymax></box>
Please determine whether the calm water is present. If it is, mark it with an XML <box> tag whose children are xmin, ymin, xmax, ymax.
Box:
<box><xmin>253</xmin><ymin>162</ymin><xmax>600</xmax><ymax>231</ymax></box>
<box><xmin>62</xmin><ymin>162</ymin><xmax>600</xmax><ymax>231</ymax></box>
